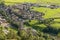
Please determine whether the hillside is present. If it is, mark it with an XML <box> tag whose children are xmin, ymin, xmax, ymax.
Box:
<box><xmin>4</xmin><ymin>0</ymin><xmax>60</xmax><ymax>28</ymax></box>
<box><xmin>0</xmin><ymin>0</ymin><xmax>60</xmax><ymax>40</ymax></box>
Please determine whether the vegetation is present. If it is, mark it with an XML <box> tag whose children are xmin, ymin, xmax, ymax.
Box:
<box><xmin>0</xmin><ymin>0</ymin><xmax>60</xmax><ymax>40</ymax></box>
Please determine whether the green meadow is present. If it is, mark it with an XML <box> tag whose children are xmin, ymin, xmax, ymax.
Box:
<box><xmin>4</xmin><ymin>0</ymin><xmax>60</xmax><ymax>28</ymax></box>
<box><xmin>31</xmin><ymin>7</ymin><xmax>60</xmax><ymax>28</ymax></box>
<box><xmin>5</xmin><ymin>0</ymin><xmax>60</xmax><ymax>5</ymax></box>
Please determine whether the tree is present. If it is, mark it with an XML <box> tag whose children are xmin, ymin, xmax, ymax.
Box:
<box><xmin>0</xmin><ymin>0</ymin><xmax>4</xmax><ymax>6</ymax></box>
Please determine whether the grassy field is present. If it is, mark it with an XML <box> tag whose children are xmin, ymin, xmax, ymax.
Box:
<box><xmin>5</xmin><ymin>0</ymin><xmax>60</xmax><ymax>5</ymax></box>
<box><xmin>4</xmin><ymin>0</ymin><xmax>37</xmax><ymax>5</ymax></box>
<box><xmin>4</xmin><ymin>0</ymin><xmax>60</xmax><ymax>28</ymax></box>
<box><xmin>31</xmin><ymin>7</ymin><xmax>60</xmax><ymax>28</ymax></box>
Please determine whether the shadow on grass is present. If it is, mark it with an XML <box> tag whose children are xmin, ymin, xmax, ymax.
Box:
<box><xmin>10</xmin><ymin>23</ymin><xmax>18</xmax><ymax>31</ymax></box>
<box><xmin>24</xmin><ymin>22</ymin><xmax>60</xmax><ymax>36</ymax></box>
<box><xmin>42</xmin><ymin>26</ymin><xmax>59</xmax><ymax>36</ymax></box>
<box><xmin>24</xmin><ymin>22</ymin><xmax>45</xmax><ymax>31</ymax></box>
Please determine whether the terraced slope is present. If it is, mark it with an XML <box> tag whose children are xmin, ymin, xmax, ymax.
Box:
<box><xmin>31</xmin><ymin>7</ymin><xmax>60</xmax><ymax>28</ymax></box>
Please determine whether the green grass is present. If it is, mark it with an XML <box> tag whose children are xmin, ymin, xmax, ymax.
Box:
<box><xmin>31</xmin><ymin>7</ymin><xmax>60</xmax><ymax>18</ymax></box>
<box><xmin>31</xmin><ymin>7</ymin><xmax>60</xmax><ymax>28</ymax></box>
<box><xmin>4</xmin><ymin>0</ymin><xmax>60</xmax><ymax>5</ymax></box>
<box><xmin>4</xmin><ymin>0</ymin><xmax>37</xmax><ymax>5</ymax></box>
